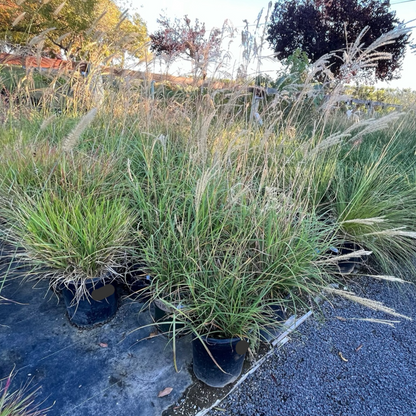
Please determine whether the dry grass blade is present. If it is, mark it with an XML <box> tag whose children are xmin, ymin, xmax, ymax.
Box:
<box><xmin>324</xmin><ymin>287</ymin><xmax>412</xmax><ymax>320</ymax></box>
<box><xmin>62</xmin><ymin>108</ymin><xmax>98</xmax><ymax>152</ymax></box>
<box><xmin>16</xmin><ymin>0</ymin><xmax>26</xmax><ymax>4</ymax></box>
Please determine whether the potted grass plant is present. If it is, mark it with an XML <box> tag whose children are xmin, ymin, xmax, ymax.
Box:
<box><xmin>5</xmin><ymin>188</ymin><xmax>136</xmax><ymax>327</ymax></box>
<box><xmin>329</xmin><ymin>149</ymin><xmax>416</xmax><ymax>277</ymax></box>
<box><xmin>1</xmin><ymin>152</ymin><xmax>137</xmax><ymax>328</ymax></box>
<box><xmin>184</xmin><ymin>249</ymin><xmax>278</xmax><ymax>388</ymax></box>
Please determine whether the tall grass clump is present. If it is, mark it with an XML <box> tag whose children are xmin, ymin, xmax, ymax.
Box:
<box><xmin>127</xmin><ymin>121</ymin><xmax>339</xmax><ymax>347</ymax></box>
<box><xmin>0</xmin><ymin>138</ymin><xmax>137</xmax><ymax>301</ymax></box>
<box><xmin>330</xmin><ymin>141</ymin><xmax>416</xmax><ymax>276</ymax></box>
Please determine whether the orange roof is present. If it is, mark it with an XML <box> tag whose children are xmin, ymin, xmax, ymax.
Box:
<box><xmin>0</xmin><ymin>53</ymin><xmax>74</xmax><ymax>70</ymax></box>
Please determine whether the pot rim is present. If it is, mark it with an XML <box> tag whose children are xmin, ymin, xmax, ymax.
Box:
<box><xmin>57</xmin><ymin>271</ymin><xmax>115</xmax><ymax>289</ymax></box>
<box><xmin>192</xmin><ymin>332</ymin><xmax>248</xmax><ymax>344</ymax></box>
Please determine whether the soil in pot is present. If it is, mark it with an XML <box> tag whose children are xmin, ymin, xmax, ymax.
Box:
<box><xmin>192</xmin><ymin>334</ymin><xmax>248</xmax><ymax>388</ymax></box>
<box><xmin>153</xmin><ymin>299</ymin><xmax>186</xmax><ymax>337</ymax></box>
<box><xmin>61</xmin><ymin>275</ymin><xmax>118</xmax><ymax>328</ymax></box>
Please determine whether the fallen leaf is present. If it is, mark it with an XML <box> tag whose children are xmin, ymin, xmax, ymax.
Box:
<box><xmin>338</xmin><ymin>351</ymin><xmax>348</xmax><ymax>362</ymax></box>
<box><xmin>355</xmin><ymin>344</ymin><xmax>363</xmax><ymax>352</ymax></box>
<box><xmin>158</xmin><ymin>387</ymin><xmax>173</xmax><ymax>398</ymax></box>
<box><xmin>336</xmin><ymin>316</ymin><xmax>347</xmax><ymax>322</ymax></box>
<box><xmin>149</xmin><ymin>331</ymin><xmax>158</xmax><ymax>338</ymax></box>
<box><xmin>99</xmin><ymin>343</ymin><xmax>108</xmax><ymax>348</ymax></box>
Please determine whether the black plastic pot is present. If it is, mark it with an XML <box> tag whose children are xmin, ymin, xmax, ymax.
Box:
<box><xmin>61</xmin><ymin>276</ymin><xmax>118</xmax><ymax>328</ymax></box>
<box><xmin>154</xmin><ymin>299</ymin><xmax>185</xmax><ymax>336</ymax></box>
<box><xmin>335</xmin><ymin>242</ymin><xmax>364</xmax><ymax>274</ymax></box>
<box><xmin>192</xmin><ymin>334</ymin><xmax>248</xmax><ymax>388</ymax></box>
<box><xmin>129</xmin><ymin>276</ymin><xmax>152</xmax><ymax>303</ymax></box>
<box><xmin>260</xmin><ymin>304</ymin><xmax>287</xmax><ymax>342</ymax></box>
<box><xmin>125</xmin><ymin>263</ymin><xmax>152</xmax><ymax>303</ymax></box>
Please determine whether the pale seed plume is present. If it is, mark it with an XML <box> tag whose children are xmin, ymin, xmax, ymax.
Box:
<box><xmin>12</xmin><ymin>12</ymin><xmax>26</xmax><ymax>27</ymax></box>
<box><xmin>348</xmin><ymin>317</ymin><xmax>400</xmax><ymax>327</ymax></box>
<box><xmin>53</xmin><ymin>1</ymin><xmax>66</xmax><ymax>17</ymax></box>
<box><xmin>324</xmin><ymin>287</ymin><xmax>412</xmax><ymax>320</ymax></box>
<box><xmin>362</xmin><ymin>227</ymin><xmax>416</xmax><ymax>239</ymax></box>
<box><xmin>85</xmin><ymin>10</ymin><xmax>108</xmax><ymax>36</ymax></box>
<box><xmin>368</xmin><ymin>275</ymin><xmax>409</xmax><ymax>283</ymax></box>
<box><xmin>56</xmin><ymin>32</ymin><xmax>71</xmax><ymax>44</ymax></box>
<box><xmin>29</xmin><ymin>28</ymin><xmax>56</xmax><ymax>47</ymax></box>
<box><xmin>62</xmin><ymin>108</ymin><xmax>98</xmax><ymax>152</ymax></box>
<box><xmin>315</xmin><ymin>249</ymin><xmax>372</xmax><ymax>264</ymax></box>
<box><xmin>114</xmin><ymin>9</ymin><xmax>129</xmax><ymax>32</ymax></box>
<box><xmin>40</xmin><ymin>114</ymin><xmax>56</xmax><ymax>131</ymax></box>
<box><xmin>194</xmin><ymin>168</ymin><xmax>216</xmax><ymax>213</ymax></box>
<box><xmin>341</xmin><ymin>217</ymin><xmax>386</xmax><ymax>226</ymax></box>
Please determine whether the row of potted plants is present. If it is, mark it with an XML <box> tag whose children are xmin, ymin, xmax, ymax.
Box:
<box><xmin>3</xmin><ymin>109</ymin><xmax>415</xmax><ymax>388</ymax></box>
<box><xmin>0</xmin><ymin>133</ymin><xmax>347</xmax><ymax>387</ymax></box>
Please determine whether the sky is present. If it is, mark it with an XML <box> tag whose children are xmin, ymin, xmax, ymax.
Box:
<box><xmin>125</xmin><ymin>0</ymin><xmax>416</xmax><ymax>90</ymax></box>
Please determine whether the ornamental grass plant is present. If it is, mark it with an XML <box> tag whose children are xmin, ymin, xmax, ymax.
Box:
<box><xmin>0</xmin><ymin>142</ymin><xmax>138</xmax><ymax>303</ymax></box>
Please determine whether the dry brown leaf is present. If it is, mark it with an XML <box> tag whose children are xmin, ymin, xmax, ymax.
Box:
<box><xmin>338</xmin><ymin>352</ymin><xmax>348</xmax><ymax>362</ymax></box>
<box><xmin>99</xmin><ymin>343</ymin><xmax>108</xmax><ymax>348</ymax></box>
<box><xmin>158</xmin><ymin>387</ymin><xmax>173</xmax><ymax>398</ymax></box>
<box><xmin>149</xmin><ymin>331</ymin><xmax>158</xmax><ymax>338</ymax></box>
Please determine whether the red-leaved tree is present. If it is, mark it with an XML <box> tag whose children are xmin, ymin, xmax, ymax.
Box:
<box><xmin>150</xmin><ymin>14</ymin><xmax>223</xmax><ymax>80</ymax></box>
<box><xmin>267</xmin><ymin>0</ymin><xmax>410</xmax><ymax>81</ymax></box>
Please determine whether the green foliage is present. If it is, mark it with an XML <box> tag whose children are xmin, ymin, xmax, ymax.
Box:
<box><xmin>0</xmin><ymin>0</ymin><xmax>149</xmax><ymax>60</ymax></box>
<box><xmin>345</xmin><ymin>85</ymin><xmax>416</xmax><ymax>108</ymax></box>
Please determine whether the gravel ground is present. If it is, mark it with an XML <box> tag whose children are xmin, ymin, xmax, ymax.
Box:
<box><xmin>209</xmin><ymin>276</ymin><xmax>416</xmax><ymax>416</ymax></box>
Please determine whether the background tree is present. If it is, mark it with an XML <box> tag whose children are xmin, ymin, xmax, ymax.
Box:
<box><xmin>149</xmin><ymin>14</ymin><xmax>223</xmax><ymax>80</ymax></box>
<box><xmin>0</xmin><ymin>0</ymin><xmax>148</xmax><ymax>61</ymax></box>
<box><xmin>266</xmin><ymin>0</ymin><xmax>410</xmax><ymax>81</ymax></box>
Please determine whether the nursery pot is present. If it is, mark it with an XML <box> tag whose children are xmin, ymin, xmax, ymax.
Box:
<box><xmin>125</xmin><ymin>263</ymin><xmax>152</xmax><ymax>303</ymax></box>
<box><xmin>154</xmin><ymin>299</ymin><xmax>185</xmax><ymax>336</ymax></box>
<box><xmin>192</xmin><ymin>334</ymin><xmax>248</xmax><ymax>388</ymax></box>
<box><xmin>129</xmin><ymin>276</ymin><xmax>152</xmax><ymax>303</ymax></box>
<box><xmin>61</xmin><ymin>276</ymin><xmax>118</xmax><ymax>328</ymax></box>
<box><xmin>336</xmin><ymin>242</ymin><xmax>364</xmax><ymax>274</ymax></box>
<box><xmin>260</xmin><ymin>304</ymin><xmax>287</xmax><ymax>342</ymax></box>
